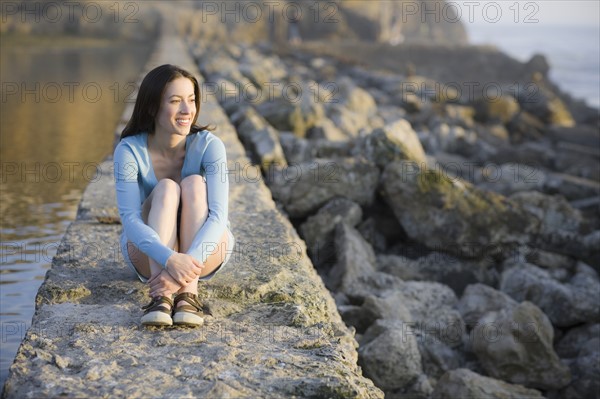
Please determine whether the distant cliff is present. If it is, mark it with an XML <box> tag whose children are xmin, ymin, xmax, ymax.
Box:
<box><xmin>176</xmin><ymin>0</ymin><xmax>468</xmax><ymax>46</ymax></box>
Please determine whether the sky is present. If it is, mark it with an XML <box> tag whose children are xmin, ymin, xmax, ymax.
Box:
<box><xmin>455</xmin><ymin>0</ymin><xmax>600</xmax><ymax>27</ymax></box>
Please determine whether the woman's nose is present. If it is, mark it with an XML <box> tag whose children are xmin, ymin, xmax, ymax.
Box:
<box><xmin>180</xmin><ymin>102</ymin><xmax>192</xmax><ymax>114</ymax></box>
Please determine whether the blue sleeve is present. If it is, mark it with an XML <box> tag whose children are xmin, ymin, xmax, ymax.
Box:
<box><xmin>113</xmin><ymin>143</ymin><xmax>175</xmax><ymax>267</ymax></box>
<box><xmin>187</xmin><ymin>137</ymin><xmax>229</xmax><ymax>264</ymax></box>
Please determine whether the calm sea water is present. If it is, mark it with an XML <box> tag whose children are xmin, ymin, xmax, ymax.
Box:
<box><xmin>467</xmin><ymin>23</ymin><xmax>600</xmax><ymax>108</ymax></box>
<box><xmin>0</xmin><ymin>38</ymin><xmax>152</xmax><ymax>389</ymax></box>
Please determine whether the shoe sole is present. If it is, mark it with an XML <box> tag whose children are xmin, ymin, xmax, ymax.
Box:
<box><xmin>173</xmin><ymin>312</ymin><xmax>204</xmax><ymax>327</ymax></box>
<box><xmin>141</xmin><ymin>311</ymin><xmax>173</xmax><ymax>326</ymax></box>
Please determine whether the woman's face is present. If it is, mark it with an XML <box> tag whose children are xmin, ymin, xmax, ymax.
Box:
<box><xmin>155</xmin><ymin>77</ymin><xmax>196</xmax><ymax>136</ymax></box>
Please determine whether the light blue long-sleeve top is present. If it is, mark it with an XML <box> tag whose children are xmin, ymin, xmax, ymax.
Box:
<box><xmin>113</xmin><ymin>130</ymin><xmax>229</xmax><ymax>268</ymax></box>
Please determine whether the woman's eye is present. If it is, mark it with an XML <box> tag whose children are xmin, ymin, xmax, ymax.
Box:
<box><xmin>170</xmin><ymin>100</ymin><xmax>180</xmax><ymax>104</ymax></box>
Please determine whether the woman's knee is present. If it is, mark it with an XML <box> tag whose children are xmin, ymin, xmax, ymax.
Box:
<box><xmin>152</xmin><ymin>178</ymin><xmax>181</xmax><ymax>207</ymax></box>
<box><xmin>181</xmin><ymin>175</ymin><xmax>207</xmax><ymax>205</ymax></box>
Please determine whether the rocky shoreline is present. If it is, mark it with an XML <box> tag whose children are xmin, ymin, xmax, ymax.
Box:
<box><xmin>187</xmin><ymin>23</ymin><xmax>599</xmax><ymax>398</ymax></box>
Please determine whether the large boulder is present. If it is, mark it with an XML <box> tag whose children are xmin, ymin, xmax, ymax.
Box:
<box><xmin>306</xmin><ymin>118</ymin><xmax>349</xmax><ymax>142</ymax></box>
<box><xmin>472</xmin><ymin>301</ymin><xmax>571</xmax><ymax>390</ymax></box>
<box><xmin>416</xmin><ymin>333</ymin><xmax>466</xmax><ymax>381</ymax></box>
<box><xmin>510</xmin><ymin>190</ymin><xmax>583</xmax><ymax>234</ymax></box>
<box><xmin>376</xmin><ymin>253</ymin><xmax>497</xmax><ymax>296</ymax></box>
<box><xmin>399</xmin><ymin>281</ymin><xmax>465</xmax><ymax>349</ymax></box>
<box><xmin>269</xmin><ymin>157</ymin><xmax>380</xmax><ymax>218</ymax></box>
<box><xmin>556</xmin><ymin>323</ymin><xmax>600</xmax><ymax>358</ymax></box>
<box><xmin>517</xmin><ymin>84</ymin><xmax>575</xmax><ymax>127</ymax></box>
<box><xmin>327</xmin><ymin>104</ymin><xmax>371</xmax><ymax>139</ymax></box>
<box><xmin>551</xmin><ymin>323</ymin><xmax>600</xmax><ymax>399</ymax></box>
<box><xmin>358</xmin><ymin>319</ymin><xmax>423</xmax><ymax>392</ymax></box>
<box><xmin>432</xmin><ymin>368</ymin><xmax>544</xmax><ymax>399</ymax></box>
<box><xmin>380</xmin><ymin>161</ymin><xmax>539</xmax><ymax>258</ymax></box>
<box><xmin>299</xmin><ymin>198</ymin><xmax>362</xmax><ymax>268</ymax></box>
<box><xmin>335</xmin><ymin>76</ymin><xmax>378</xmax><ymax>119</ymax></box>
<box><xmin>351</xmin><ymin>119</ymin><xmax>427</xmax><ymax>168</ymax></box>
<box><xmin>474</xmin><ymin>94</ymin><xmax>520</xmax><ymax>124</ymax></box>
<box><xmin>327</xmin><ymin>223</ymin><xmax>376</xmax><ymax>292</ymax></box>
<box><xmin>255</xmin><ymin>95</ymin><xmax>324</xmax><ymax>138</ymax></box>
<box><xmin>475</xmin><ymin>163</ymin><xmax>547</xmax><ymax>196</ymax></box>
<box><xmin>457</xmin><ymin>283</ymin><xmax>518</xmax><ymax>328</ymax></box>
<box><xmin>339</xmin><ymin>289</ymin><xmax>412</xmax><ymax>334</ymax></box>
<box><xmin>232</xmin><ymin>106</ymin><xmax>287</xmax><ymax>172</ymax></box>
<box><xmin>423</xmin><ymin>123</ymin><xmax>483</xmax><ymax>158</ymax></box>
<box><xmin>279</xmin><ymin>132</ymin><xmax>313</xmax><ymax>165</ymax></box>
<box><xmin>237</xmin><ymin>50</ymin><xmax>288</xmax><ymax>91</ymax></box>
<box><xmin>500</xmin><ymin>262</ymin><xmax>600</xmax><ymax>327</ymax></box>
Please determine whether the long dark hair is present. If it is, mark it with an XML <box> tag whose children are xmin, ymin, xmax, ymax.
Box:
<box><xmin>121</xmin><ymin>64</ymin><xmax>213</xmax><ymax>139</ymax></box>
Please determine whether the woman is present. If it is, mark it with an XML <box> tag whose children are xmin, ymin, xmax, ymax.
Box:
<box><xmin>114</xmin><ymin>64</ymin><xmax>234</xmax><ymax>327</ymax></box>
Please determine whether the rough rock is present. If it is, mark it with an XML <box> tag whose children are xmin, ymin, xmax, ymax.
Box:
<box><xmin>432</xmin><ymin>368</ymin><xmax>544</xmax><ymax>399</ymax></box>
<box><xmin>339</xmin><ymin>289</ymin><xmax>414</xmax><ymax>335</ymax></box>
<box><xmin>510</xmin><ymin>190</ymin><xmax>583</xmax><ymax>234</ymax></box>
<box><xmin>358</xmin><ymin>319</ymin><xmax>423</xmax><ymax>392</ymax></box>
<box><xmin>551</xmin><ymin>341</ymin><xmax>600</xmax><ymax>399</ymax></box>
<box><xmin>269</xmin><ymin>157</ymin><xmax>380</xmax><ymax>218</ymax></box>
<box><xmin>335</xmin><ymin>76</ymin><xmax>378</xmax><ymax>118</ymax></box>
<box><xmin>376</xmin><ymin>253</ymin><xmax>497</xmax><ymax>296</ymax></box>
<box><xmin>361</xmin><ymin>290</ymin><xmax>412</xmax><ymax>322</ymax></box>
<box><xmin>506</xmin><ymin>111</ymin><xmax>545</xmax><ymax>142</ymax></box>
<box><xmin>255</xmin><ymin>94</ymin><xmax>325</xmax><ymax>138</ymax></box>
<box><xmin>279</xmin><ymin>131</ymin><xmax>313</xmax><ymax>165</ymax></box>
<box><xmin>399</xmin><ymin>281</ymin><xmax>466</xmax><ymax>348</ymax></box>
<box><xmin>299</xmin><ymin>197</ymin><xmax>362</xmax><ymax>268</ymax></box>
<box><xmin>517</xmin><ymin>84</ymin><xmax>575</xmax><ymax>127</ymax></box>
<box><xmin>380</xmin><ymin>160</ymin><xmax>539</xmax><ymax>258</ymax></box>
<box><xmin>555</xmin><ymin>323</ymin><xmax>600</xmax><ymax>358</ymax></box>
<box><xmin>423</xmin><ymin>123</ymin><xmax>482</xmax><ymax>158</ymax></box>
<box><xmin>306</xmin><ymin>118</ymin><xmax>349</xmax><ymax>142</ymax></box>
<box><xmin>500</xmin><ymin>262</ymin><xmax>600</xmax><ymax>327</ymax></box>
<box><xmin>551</xmin><ymin>323</ymin><xmax>600</xmax><ymax>399</ymax></box>
<box><xmin>475</xmin><ymin>163</ymin><xmax>547</xmax><ymax>195</ymax></box>
<box><xmin>457</xmin><ymin>284</ymin><xmax>518</xmax><ymax>328</ymax></box>
<box><xmin>232</xmin><ymin>106</ymin><xmax>288</xmax><ymax>172</ymax></box>
<box><xmin>472</xmin><ymin>302</ymin><xmax>571</xmax><ymax>390</ymax></box>
<box><xmin>475</xmin><ymin>94</ymin><xmax>520</xmax><ymax>124</ymax></box>
<box><xmin>543</xmin><ymin>171</ymin><xmax>600</xmax><ymax>201</ymax></box>
<box><xmin>327</xmin><ymin>223</ymin><xmax>376</xmax><ymax>292</ymax></box>
<box><xmin>327</xmin><ymin>104</ymin><xmax>371</xmax><ymax>138</ymax></box>
<box><xmin>416</xmin><ymin>333</ymin><xmax>466</xmax><ymax>380</ymax></box>
<box><xmin>356</xmin><ymin>218</ymin><xmax>387</xmax><ymax>253</ymax></box>
<box><xmin>351</xmin><ymin>119</ymin><xmax>427</xmax><ymax>168</ymax></box>
<box><xmin>237</xmin><ymin>50</ymin><xmax>288</xmax><ymax>90</ymax></box>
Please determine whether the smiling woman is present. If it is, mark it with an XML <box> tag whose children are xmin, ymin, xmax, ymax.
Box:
<box><xmin>113</xmin><ymin>64</ymin><xmax>235</xmax><ymax>328</ymax></box>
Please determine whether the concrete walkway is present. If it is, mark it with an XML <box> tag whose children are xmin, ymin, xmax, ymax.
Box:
<box><xmin>1</xmin><ymin>28</ymin><xmax>383</xmax><ymax>399</ymax></box>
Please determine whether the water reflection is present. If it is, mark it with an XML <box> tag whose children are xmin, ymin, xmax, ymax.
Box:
<box><xmin>0</xmin><ymin>36</ymin><xmax>152</xmax><ymax>388</ymax></box>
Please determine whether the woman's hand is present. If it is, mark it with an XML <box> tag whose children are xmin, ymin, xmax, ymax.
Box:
<box><xmin>147</xmin><ymin>269</ymin><xmax>180</xmax><ymax>297</ymax></box>
<box><xmin>165</xmin><ymin>253</ymin><xmax>204</xmax><ymax>286</ymax></box>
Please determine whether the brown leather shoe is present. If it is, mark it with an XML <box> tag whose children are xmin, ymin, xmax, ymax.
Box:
<box><xmin>173</xmin><ymin>293</ymin><xmax>208</xmax><ymax>327</ymax></box>
<box><xmin>141</xmin><ymin>296</ymin><xmax>173</xmax><ymax>326</ymax></box>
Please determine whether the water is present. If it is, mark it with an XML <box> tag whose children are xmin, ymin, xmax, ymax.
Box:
<box><xmin>0</xmin><ymin>36</ymin><xmax>152</xmax><ymax>389</ymax></box>
<box><xmin>467</xmin><ymin>23</ymin><xmax>600</xmax><ymax>108</ymax></box>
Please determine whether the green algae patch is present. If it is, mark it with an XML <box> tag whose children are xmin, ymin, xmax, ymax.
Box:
<box><xmin>36</xmin><ymin>282</ymin><xmax>91</xmax><ymax>306</ymax></box>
